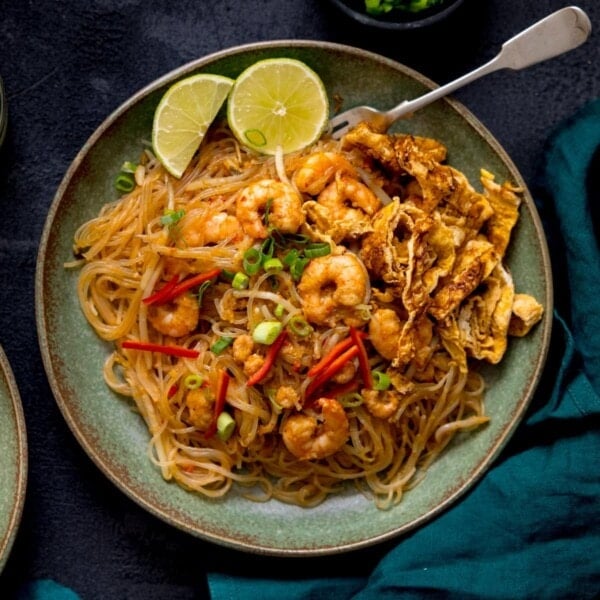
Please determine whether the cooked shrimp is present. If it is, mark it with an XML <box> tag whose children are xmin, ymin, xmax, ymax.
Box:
<box><xmin>147</xmin><ymin>293</ymin><xmax>199</xmax><ymax>337</ymax></box>
<box><xmin>332</xmin><ymin>360</ymin><xmax>356</xmax><ymax>384</ymax></box>
<box><xmin>368</xmin><ymin>308</ymin><xmax>403</xmax><ymax>361</ymax></box>
<box><xmin>294</xmin><ymin>151</ymin><xmax>357</xmax><ymax>195</ymax></box>
<box><xmin>232</xmin><ymin>334</ymin><xmax>254</xmax><ymax>363</ymax></box>
<box><xmin>318</xmin><ymin>176</ymin><xmax>381</xmax><ymax>218</ymax></box>
<box><xmin>297</xmin><ymin>253</ymin><xmax>370</xmax><ymax>327</ymax></box>
<box><xmin>244</xmin><ymin>353</ymin><xmax>265</xmax><ymax>379</ymax></box>
<box><xmin>281</xmin><ymin>397</ymin><xmax>349</xmax><ymax>460</ymax></box>
<box><xmin>362</xmin><ymin>389</ymin><xmax>399</xmax><ymax>420</ymax></box>
<box><xmin>186</xmin><ymin>388</ymin><xmax>214</xmax><ymax>431</ymax></box>
<box><xmin>179</xmin><ymin>210</ymin><xmax>245</xmax><ymax>247</ymax></box>
<box><xmin>305</xmin><ymin>175</ymin><xmax>382</xmax><ymax>242</ymax></box>
<box><xmin>235</xmin><ymin>179</ymin><xmax>305</xmax><ymax>239</ymax></box>
<box><xmin>369</xmin><ymin>308</ymin><xmax>434</xmax><ymax>368</ymax></box>
<box><xmin>275</xmin><ymin>386</ymin><xmax>300</xmax><ymax>410</ymax></box>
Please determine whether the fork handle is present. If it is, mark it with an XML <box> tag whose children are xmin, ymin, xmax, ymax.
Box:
<box><xmin>383</xmin><ymin>6</ymin><xmax>591</xmax><ymax>126</ymax></box>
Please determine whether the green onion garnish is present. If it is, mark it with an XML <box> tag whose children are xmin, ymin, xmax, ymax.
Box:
<box><xmin>283</xmin><ymin>248</ymin><xmax>300</xmax><ymax>266</ymax></box>
<box><xmin>232</xmin><ymin>272</ymin><xmax>250</xmax><ymax>290</ymax></box>
<box><xmin>263</xmin><ymin>257</ymin><xmax>283</xmax><ymax>273</ymax></box>
<box><xmin>264</xmin><ymin>197</ymin><xmax>273</xmax><ymax>227</ymax></box>
<box><xmin>372</xmin><ymin>370</ymin><xmax>391</xmax><ymax>391</ymax></box>
<box><xmin>216</xmin><ymin>411</ymin><xmax>236</xmax><ymax>441</ymax></box>
<box><xmin>160</xmin><ymin>208</ymin><xmax>185</xmax><ymax>227</ymax></box>
<box><xmin>252</xmin><ymin>321</ymin><xmax>283</xmax><ymax>345</ymax></box>
<box><xmin>288</xmin><ymin>315</ymin><xmax>312</xmax><ymax>337</ymax></box>
<box><xmin>304</xmin><ymin>242</ymin><xmax>331</xmax><ymax>259</ymax></box>
<box><xmin>260</xmin><ymin>237</ymin><xmax>275</xmax><ymax>261</ymax></box>
<box><xmin>266</xmin><ymin>388</ymin><xmax>283</xmax><ymax>414</ymax></box>
<box><xmin>220</xmin><ymin>269</ymin><xmax>236</xmax><ymax>282</ymax></box>
<box><xmin>115</xmin><ymin>172</ymin><xmax>135</xmax><ymax>193</ymax></box>
<box><xmin>120</xmin><ymin>161</ymin><xmax>137</xmax><ymax>173</ymax></box>
<box><xmin>184</xmin><ymin>374</ymin><xmax>204</xmax><ymax>389</ymax></box>
<box><xmin>196</xmin><ymin>280</ymin><xmax>212</xmax><ymax>304</ymax></box>
<box><xmin>274</xmin><ymin>304</ymin><xmax>285</xmax><ymax>319</ymax></box>
<box><xmin>285</xmin><ymin>233</ymin><xmax>311</xmax><ymax>246</ymax></box>
<box><xmin>211</xmin><ymin>336</ymin><xmax>234</xmax><ymax>355</ymax></box>
<box><xmin>243</xmin><ymin>247</ymin><xmax>262</xmax><ymax>275</ymax></box>
<box><xmin>244</xmin><ymin>129</ymin><xmax>267</xmax><ymax>147</ymax></box>
<box><xmin>339</xmin><ymin>393</ymin><xmax>364</xmax><ymax>408</ymax></box>
<box><xmin>290</xmin><ymin>256</ymin><xmax>310</xmax><ymax>281</ymax></box>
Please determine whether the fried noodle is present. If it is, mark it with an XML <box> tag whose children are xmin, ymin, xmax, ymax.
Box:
<box><xmin>70</xmin><ymin>120</ymin><xmax>543</xmax><ymax>509</ymax></box>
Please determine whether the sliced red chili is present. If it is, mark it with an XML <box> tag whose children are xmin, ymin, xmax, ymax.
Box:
<box><xmin>143</xmin><ymin>268</ymin><xmax>221</xmax><ymax>306</ymax></box>
<box><xmin>350</xmin><ymin>326</ymin><xmax>373</xmax><ymax>389</ymax></box>
<box><xmin>142</xmin><ymin>274</ymin><xmax>180</xmax><ymax>305</ymax></box>
<box><xmin>305</xmin><ymin>344</ymin><xmax>359</xmax><ymax>400</ymax></box>
<box><xmin>121</xmin><ymin>340</ymin><xmax>200</xmax><ymax>358</ymax></box>
<box><xmin>307</xmin><ymin>330</ymin><xmax>368</xmax><ymax>378</ymax></box>
<box><xmin>205</xmin><ymin>369</ymin><xmax>231</xmax><ymax>438</ymax></box>
<box><xmin>246</xmin><ymin>330</ymin><xmax>288</xmax><ymax>387</ymax></box>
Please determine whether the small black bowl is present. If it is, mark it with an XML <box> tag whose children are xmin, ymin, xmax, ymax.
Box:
<box><xmin>326</xmin><ymin>0</ymin><xmax>465</xmax><ymax>31</ymax></box>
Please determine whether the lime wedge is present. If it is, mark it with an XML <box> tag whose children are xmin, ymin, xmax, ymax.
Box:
<box><xmin>227</xmin><ymin>58</ymin><xmax>329</xmax><ymax>155</ymax></box>
<box><xmin>152</xmin><ymin>73</ymin><xmax>234</xmax><ymax>178</ymax></box>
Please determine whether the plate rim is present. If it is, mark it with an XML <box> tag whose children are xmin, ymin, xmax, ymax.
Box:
<box><xmin>0</xmin><ymin>344</ymin><xmax>28</xmax><ymax>573</ymax></box>
<box><xmin>34</xmin><ymin>39</ymin><xmax>553</xmax><ymax>556</ymax></box>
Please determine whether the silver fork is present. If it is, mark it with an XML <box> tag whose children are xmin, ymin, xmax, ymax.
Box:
<box><xmin>329</xmin><ymin>6</ymin><xmax>591</xmax><ymax>139</ymax></box>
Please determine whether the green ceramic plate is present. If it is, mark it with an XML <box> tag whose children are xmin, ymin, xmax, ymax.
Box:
<box><xmin>35</xmin><ymin>41</ymin><xmax>552</xmax><ymax>556</ymax></box>
<box><xmin>0</xmin><ymin>345</ymin><xmax>27</xmax><ymax>572</ymax></box>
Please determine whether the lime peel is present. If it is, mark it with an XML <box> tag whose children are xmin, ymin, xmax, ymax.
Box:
<box><xmin>152</xmin><ymin>73</ymin><xmax>234</xmax><ymax>178</ymax></box>
<box><xmin>227</xmin><ymin>58</ymin><xmax>329</xmax><ymax>155</ymax></box>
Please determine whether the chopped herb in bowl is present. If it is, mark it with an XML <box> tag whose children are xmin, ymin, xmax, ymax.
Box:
<box><xmin>365</xmin><ymin>0</ymin><xmax>444</xmax><ymax>15</ymax></box>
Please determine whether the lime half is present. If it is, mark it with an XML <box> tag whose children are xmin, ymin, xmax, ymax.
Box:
<box><xmin>152</xmin><ymin>73</ymin><xmax>234</xmax><ymax>178</ymax></box>
<box><xmin>227</xmin><ymin>58</ymin><xmax>329</xmax><ymax>155</ymax></box>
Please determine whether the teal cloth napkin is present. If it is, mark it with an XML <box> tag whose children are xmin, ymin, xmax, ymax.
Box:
<box><xmin>207</xmin><ymin>100</ymin><xmax>600</xmax><ymax>599</ymax></box>
<box><xmin>17</xmin><ymin>580</ymin><xmax>81</xmax><ymax>600</ymax></box>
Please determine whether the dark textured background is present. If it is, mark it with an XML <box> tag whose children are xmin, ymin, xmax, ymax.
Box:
<box><xmin>0</xmin><ymin>1</ymin><xmax>598</xmax><ymax>597</ymax></box>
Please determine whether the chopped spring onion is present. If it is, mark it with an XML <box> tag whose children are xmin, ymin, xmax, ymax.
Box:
<box><xmin>284</xmin><ymin>232</ymin><xmax>311</xmax><ymax>246</ymax></box>
<box><xmin>283</xmin><ymin>248</ymin><xmax>300</xmax><ymax>266</ymax></box>
<box><xmin>252</xmin><ymin>320</ymin><xmax>283</xmax><ymax>345</ymax></box>
<box><xmin>211</xmin><ymin>336</ymin><xmax>234</xmax><ymax>355</ymax></box>
<box><xmin>232</xmin><ymin>271</ymin><xmax>250</xmax><ymax>289</ymax></box>
<box><xmin>184</xmin><ymin>374</ymin><xmax>204</xmax><ymax>389</ymax></box>
<box><xmin>264</xmin><ymin>197</ymin><xmax>273</xmax><ymax>227</ymax></box>
<box><xmin>196</xmin><ymin>279</ymin><xmax>213</xmax><ymax>304</ymax></box>
<box><xmin>274</xmin><ymin>304</ymin><xmax>285</xmax><ymax>319</ymax></box>
<box><xmin>216</xmin><ymin>411</ymin><xmax>236</xmax><ymax>441</ymax></box>
<box><xmin>339</xmin><ymin>393</ymin><xmax>364</xmax><ymax>408</ymax></box>
<box><xmin>288</xmin><ymin>314</ymin><xmax>312</xmax><ymax>337</ymax></box>
<box><xmin>263</xmin><ymin>257</ymin><xmax>283</xmax><ymax>273</ymax></box>
<box><xmin>244</xmin><ymin>129</ymin><xmax>267</xmax><ymax>147</ymax></box>
<box><xmin>243</xmin><ymin>247</ymin><xmax>262</xmax><ymax>275</ymax></box>
<box><xmin>115</xmin><ymin>172</ymin><xmax>135</xmax><ymax>193</ymax></box>
<box><xmin>266</xmin><ymin>389</ymin><xmax>283</xmax><ymax>414</ymax></box>
<box><xmin>220</xmin><ymin>269</ymin><xmax>235</xmax><ymax>282</ymax></box>
<box><xmin>304</xmin><ymin>242</ymin><xmax>331</xmax><ymax>259</ymax></box>
<box><xmin>260</xmin><ymin>236</ymin><xmax>275</xmax><ymax>261</ymax></box>
<box><xmin>120</xmin><ymin>161</ymin><xmax>137</xmax><ymax>173</ymax></box>
<box><xmin>373</xmin><ymin>370</ymin><xmax>391</xmax><ymax>391</ymax></box>
<box><xmin>160</xmin><ymin>208</ymin><xmax>185</xmax><ymax>227</ymax></box>
<box><xmin>290</xmin><ymin>256</ymin><xmax>310</xmax><ymax>281</ymax></box>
